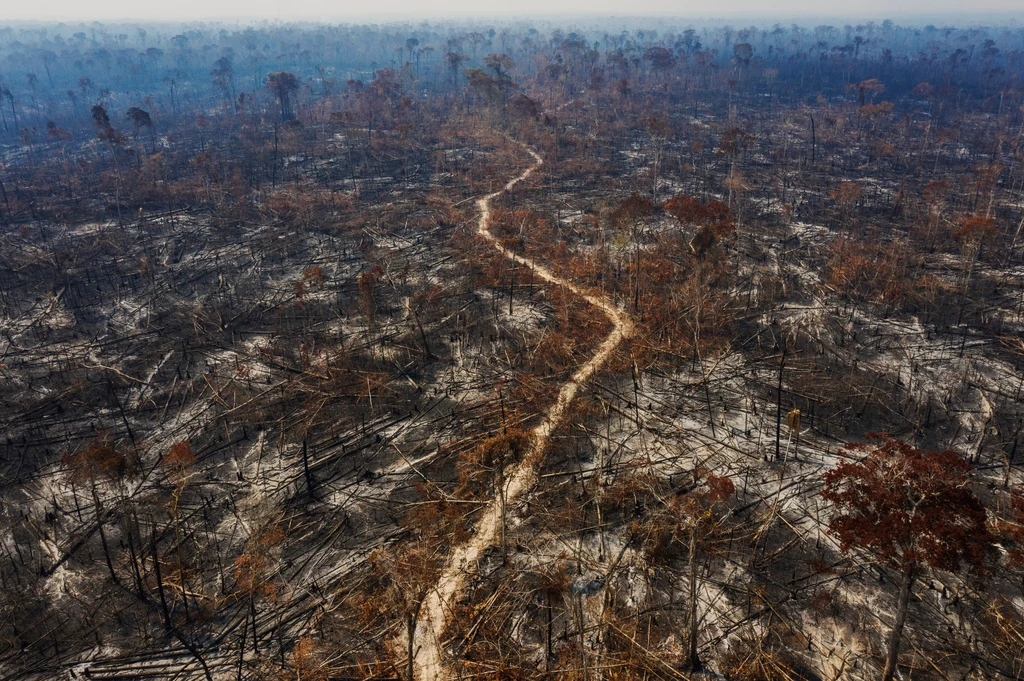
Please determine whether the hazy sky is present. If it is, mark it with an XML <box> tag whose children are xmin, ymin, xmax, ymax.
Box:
<box><xmin>0</xmin><ymin>0</ymin><xmax>1021</xmax><ymax>23</ymax></box>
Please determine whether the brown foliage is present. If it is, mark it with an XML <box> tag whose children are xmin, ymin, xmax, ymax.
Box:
<box><xmin>63</xmin><ymin>435</ymin><xmax>136</xmax><ymax>484</ymax></box>
<box><xmin>441</xmin><ymin>578</ymin><xmax>531</xmax><ymax>681</ymax></box>
<box><xmin>164</xmin><ymin>439</ymin><xmax>196</xmax><ymax>471</ymax></box>
<box><xmin>634</xmin><ymin>467</ymin><xmax>734</xmax><ymax>565</ymax></box>
<box><xmin>303</xmin><ymin>265</ymin><xmax>326</xmax><ymax>289</ymax></box>
<box><xmin>858</xmin><ymin>101</ymin><xmax>895</xmax><ymax>119</ymax></box>
<box><xmin>821</xmin><ymin>435</ymin><xmax>995</xmax><ymax>574</ymax></box>
<box><xmin>664</xmin><ymin>195</ymin><xmax>730</xmax><ymax>228</ymax></box>
<box><xmin>911</xmin><ymin>82</ymin><xmax>934</xmax><ymax>98</ymax></box>
<box><xmin>609</xmin><ymin>193</ymin><xmax>654</xmax><ymax>228</ymax></box>
<box><xmin>830</xmin><ymin>181</ymin><xmax>862</xmax><ymax>209</ymax></box>
<box><xmin>600</xmin><ymin>464</ymin><xmax>664</xmax><ymax>514</ymax></box>
<box><xmin>456</xmin><ymin>429</ymin><xmax>530</xmax><ymax>499</ymax></box>
<box><xmin>282</xmin><ymin>635</ymin><xmax>328</xmax><ymax>681</ymax></box>
<box><xmin>826</xmin><ymin>238</ymin><xmax>908</xmax><ymax>304</ymax></box>
<box><xmin>631</xmin><ymin>241</ymin><xmax>734</xmax><ymax>360</ymax></box>
<box><xmin>954</xmin><ymin>214</ymin><xmax>997</xmax><ymax>242</ymax></box>
<box><xmin>974</xmin><ymin>597</ymin><xmax>1024</xmax><ymax>673</ymax></box>
<box><xmin>848</xmin><ymin>78</ymin><xmax>886</xmax><ymax>105</ymax></box>
<box><xmin>358</xmin><ymin>266</ymin><xmax>383</xmax><ymax>328</ymax></box>
<box><xmin>363</xmin><ymin>540</ymin><xmax>440</xmax><ymax>620</ymax></box>
<box><xmin>233</xmin><ymin>553</ymin><xmax>279</xmax><ymax>601</ymax></box>
<box><xmin>664</xmin><ymin>194</ymin><xmax>735</xmax><ymax>257</ymax></box>
<box><xmin>720</xmin><ymin>635</ymin><xmax>809</xmax><ymax>681</ymax></box>
<box><xmin>401</xmin><ymin>482</ymin><xmax>473</xmax><ymax>545</ymax></box>
<box><xmin>719</xmin><ymin>127</ymin><xmax>755</xmax><ymax>157</ymax></box>
<box><xmin>233</xmin><ymin>523</ymin><xmax>286</xmax><ymax>600</ymax></box>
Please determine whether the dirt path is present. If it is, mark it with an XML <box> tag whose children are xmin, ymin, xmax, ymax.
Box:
<box><xmin>407</xmin><ymin>145</ymin><xmax>633</xmax><ymax>681</ymax></box>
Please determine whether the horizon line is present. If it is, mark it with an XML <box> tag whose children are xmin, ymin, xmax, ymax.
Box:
<box><xmin>2</xmin><ymin>11</ymin><xmax>1024</xmax><ymax>25</ymax></box>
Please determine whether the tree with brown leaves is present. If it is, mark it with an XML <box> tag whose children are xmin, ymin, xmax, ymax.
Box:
<box><xmin>64</xmin><ymin>435</ymin><xmax>137</xmax><ymax>584</ymax></box>
<box><xmin>821</xmin><ymin>436</ymin><xmax>995</xmax><ymax>681</ymax></box>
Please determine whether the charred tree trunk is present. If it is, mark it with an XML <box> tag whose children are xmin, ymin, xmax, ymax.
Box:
<box><xmin>546</xmin><ymin>590</ymin><xmax>553</xmax><ymax>670</ymax></box>
<box><xmin>687</xmin><ymin>525</ymin><xmax>700</xmax><ymax>671</ymax></box>
<box><xmin>881</xmin><ymin>568</ymin><xmax>916</xmax><ymax>681</ymax></box>
<box><xmin>775</xmin><ymin>344</ymin><xmax>787</xmax><ymax>462</ymax></box>
<box><xmin>93</xmin><ymin>486</ymin><xmax>118</xmax><ymax>584</ymax></box>
<box><xmin>302</xmin><ymin>437</ymin><xmax>315</xmax><ymax>500</ymax></box>
<box><xmin>809</xmin><ymin>114</ymin><xmax>816</xmax><ymax>164</ymax></box>
<box><xmin>407</xmin><ymin>612</ymin><xmax>416</xmax><ymax>681</ymax></box>
<box><xmin>151</xmin><ymin>528</ymin><xmax>171</xmax><ymax>628</ymax></box>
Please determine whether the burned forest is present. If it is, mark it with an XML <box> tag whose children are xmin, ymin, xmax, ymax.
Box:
<box><xmin>1</xmin><ymin>15</ymin><xmax>1024</xmax><ymax>681</ymax></box>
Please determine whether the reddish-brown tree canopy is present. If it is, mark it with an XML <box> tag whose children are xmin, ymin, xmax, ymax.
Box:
<box><xmin>63</xmin><ymin>436</ymin><xmax>136</xmax><ymax>484</ymax></box>
<box><xmin>164</xmin><ymin>440</ymin><xmax>195</xmax><ymax>470</ymax></box>
<box><xmin>821</xmin><ymin>435</ymin><xmax>994</xmax><ymax>575</ymax></box>
<box><xmin>954</xmin><ymin>214</ymin><xmax>998</xmax><ymax>242</ymax></box>
<box><xmin>664</xmin><ymin>195</ymin><xmax>732</xmax><ymax>233</ymax></box>
<box><xmin>664</xmin><ymin>194</ymin><xmax>735</xmax><ymax>257</ymax></box>
<box><xmin>610</xmin><ymin>192</ymin><xmax>655</xmax><ymax>226</ymax></box>
<box><xmin>675</xmin><ymin>468</ymin><xmax>735</xmax><ymax>525</ymax></box>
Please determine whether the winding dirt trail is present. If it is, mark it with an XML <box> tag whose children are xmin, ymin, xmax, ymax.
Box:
<box><xmin>408</xmin><ymin>144</ymin><xmax>632</xmax><ymax>681</ymax></box>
